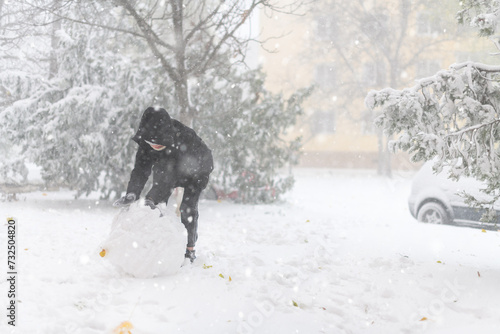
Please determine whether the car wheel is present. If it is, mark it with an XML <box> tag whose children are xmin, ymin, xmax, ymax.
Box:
<box><xmin>417</xmin><ymin>202</ymin><xmax>451</xmax><ymax>225</ymax></box>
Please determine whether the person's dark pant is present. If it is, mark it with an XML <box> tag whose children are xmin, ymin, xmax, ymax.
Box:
<box><xmin>147</xmin><ymin>168</ymin><xmax>210</xmax><ymax>248</ymax></box>
<box><xmin>180</xmin><ymin>183</ymin><xmax>202</xmax><ymax>247</ymax></box>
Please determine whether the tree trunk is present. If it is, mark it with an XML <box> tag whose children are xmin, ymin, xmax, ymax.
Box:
<box><xmin>49</xmin><ymin>2</ymin><xmax>61</xmax><ymax>79</ymax></box>
<box><xmin>377</xmin><ymin>129</ymin><xmax>392</xmax><ymax>177</ymax></box>
<box><xmin>174</xmin><ymin>79</ymin><xmax>191</xmax><ymax>125</ymax></box>
<box><xmin>376</xmin><ymin>57</ymin><xmax>400</xmax><ymax>177</ymax></box>
<box><xmin>171</xmin><ymin>0</ymin><xmax>192</xmax><ymax>125</ymax></box>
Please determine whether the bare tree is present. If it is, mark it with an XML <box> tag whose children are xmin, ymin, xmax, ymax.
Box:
<box><xmin>117</xmin><ymin>0</ymin><xmax>312</xmax><ymax>124</ymax></box>
<box><xmin>21</xmin><ymin>0</ymin><xmax>307</xmax><ymax>124</ymax></box>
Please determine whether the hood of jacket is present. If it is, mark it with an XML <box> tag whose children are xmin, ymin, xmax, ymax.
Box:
<box><xmin>132</xmin><ymin>107</ymin><xmax>175</xmax><ymax>147</ymax></box>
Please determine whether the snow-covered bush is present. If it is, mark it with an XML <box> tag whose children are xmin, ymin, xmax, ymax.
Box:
<box><xmin>367</xmin><ymin>62</ymin><xmax>500</xmax><ymax>177</ymax></box>
<box><xmin>456</xmin><ymin>0</ymin><xmax>500</xmax><ymax>37</ymax></box>
<box><xmin>1</xmin><ymin>16</ymin><xmax>164</xmax><ymax>198</ymax></box>
<box><xmin>192</xmin><ymin>67</ymin><xmax>310</xmax><ymax>203</ymax></box>
<box><xmin>0</xmin><ymin>2</ymin><xmax>310</xmax><ymax>203</ymax></box>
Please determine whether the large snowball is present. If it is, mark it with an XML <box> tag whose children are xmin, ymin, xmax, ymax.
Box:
<box><xmin>102</xmin><ymin>203</ymin><xmax>186</xmax><ymax>278</ymax></box>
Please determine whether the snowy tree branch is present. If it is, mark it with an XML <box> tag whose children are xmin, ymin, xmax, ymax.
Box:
<box><xmin>450</xmin><ymin>61</ymin><xmax>500</xmax><ymax>72</ymax></box>
<box><xmin>117</xmin><ymin>0</ymin><xmax>179</xmax><ymax>82</ymax></box>
<box><xmin>367</xmin><ymin>60</ymin><xmax>500</xmax><ymax>220</ymax></box>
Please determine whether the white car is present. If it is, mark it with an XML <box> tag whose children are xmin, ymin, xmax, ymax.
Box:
<box><xmin>408</xmin><ymin>161</ymin><xmax>499</xmax><ymax>229</ymax></box>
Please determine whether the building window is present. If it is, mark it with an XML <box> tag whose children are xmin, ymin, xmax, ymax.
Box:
<box><xmin>361</xmin><ymin>13</ymin><xmax>388</xmax><ymax>41</ymax></box>
<box><xmin>416</xmin><ymin>59</ymin><xmax>441</xmax><ymax>78</ymax></box>
<box><xmin>361</xmin><ymin>61</ymin><xmax>386</xmax><ymax>87</ymax></box>
<box><xmin>417</xmin><ymin>12</ymin><xmax>442</xmax><ymax>35</ymax></box>
<box><xmin>314</xmin><ymin>15</ymin><xmax>339</xmax><ymax>41</ymax></box>
<box><xmin>315</xmin><ymin>64</ymin><xmax>337</xmax><ymax>92</ymax></box>
<box><xmin>311</xmin><ymin>110</ymin><xmax>336</xmax><ymax>134</ymax></box>
<box><xmin>361</xmin><ymin>109</ymin><xmax>376</xmax><ymax>135</ymax></box>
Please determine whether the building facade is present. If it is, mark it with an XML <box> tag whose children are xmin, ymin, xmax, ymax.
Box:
<box><xmin>258</xmin><ymin>0</ymin><xmax>494</xmax><ymax>170</ymax></box>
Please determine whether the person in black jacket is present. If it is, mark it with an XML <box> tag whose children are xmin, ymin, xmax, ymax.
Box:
<box><xmin>114</xmin><ymin>107</ymin><xmax>214</xmax><ymax>263</ymax></box>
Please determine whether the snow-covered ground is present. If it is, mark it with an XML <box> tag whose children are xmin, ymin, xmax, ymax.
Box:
<box><xmin>1</xmin><ymin>168</ymin><xmax>500</xmax><ymax>334</ymax></box>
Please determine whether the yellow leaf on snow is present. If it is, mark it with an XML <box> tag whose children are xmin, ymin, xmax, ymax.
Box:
<box><xmin>292</xmin><ymin>300</ymin><xmax>299</xmax><ymax>307</ymax></box>
<box><xmin>481</xmin><ymin>229</ymin><xmax>487</xmax><ymax>233</ymax></box>
<box><xmin>113</xmin><ymin>321</ymin><xmax>133</xmax><ymax>334</ymax></box>
<box><xmin>99</xmin><ymin>249</ymin><xmax>106</xmax><ymax>257</ymax></box>
<box><xmin>219</xmin><ymin>273</ymin><xmax>225</xmax><ymax>279</ymax></box>
<box><xmin>229</xmin><ymin>276</ymin><xmax>232</xmax><ymax>282</ymax></box>
<box><xmin>420</xmin><ymin>317</ymin><xmax>428</xmax><ymax>321</ymax></box>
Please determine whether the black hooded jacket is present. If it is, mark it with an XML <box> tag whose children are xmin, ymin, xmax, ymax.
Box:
<box><xmin>126</xmin><ymin>107</ymin><xmax>213</xmax><ymax>203</ymax></box>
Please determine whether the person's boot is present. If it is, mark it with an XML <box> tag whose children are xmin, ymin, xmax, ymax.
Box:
<box><xmin>185</xmin><ymin>249</ymin><xmax>196</xmax><ymax>263</ymax></box>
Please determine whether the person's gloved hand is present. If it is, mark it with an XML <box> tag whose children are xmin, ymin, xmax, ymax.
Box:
<box><xmin>144</xmin><ymin>198</ymin><xmax>157</xmax><ymax>210</ymax></box>
<box><xmin>113</xmin><ymin>193</ymin><xmax>137</xmax><ymax>207</ymax></box>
